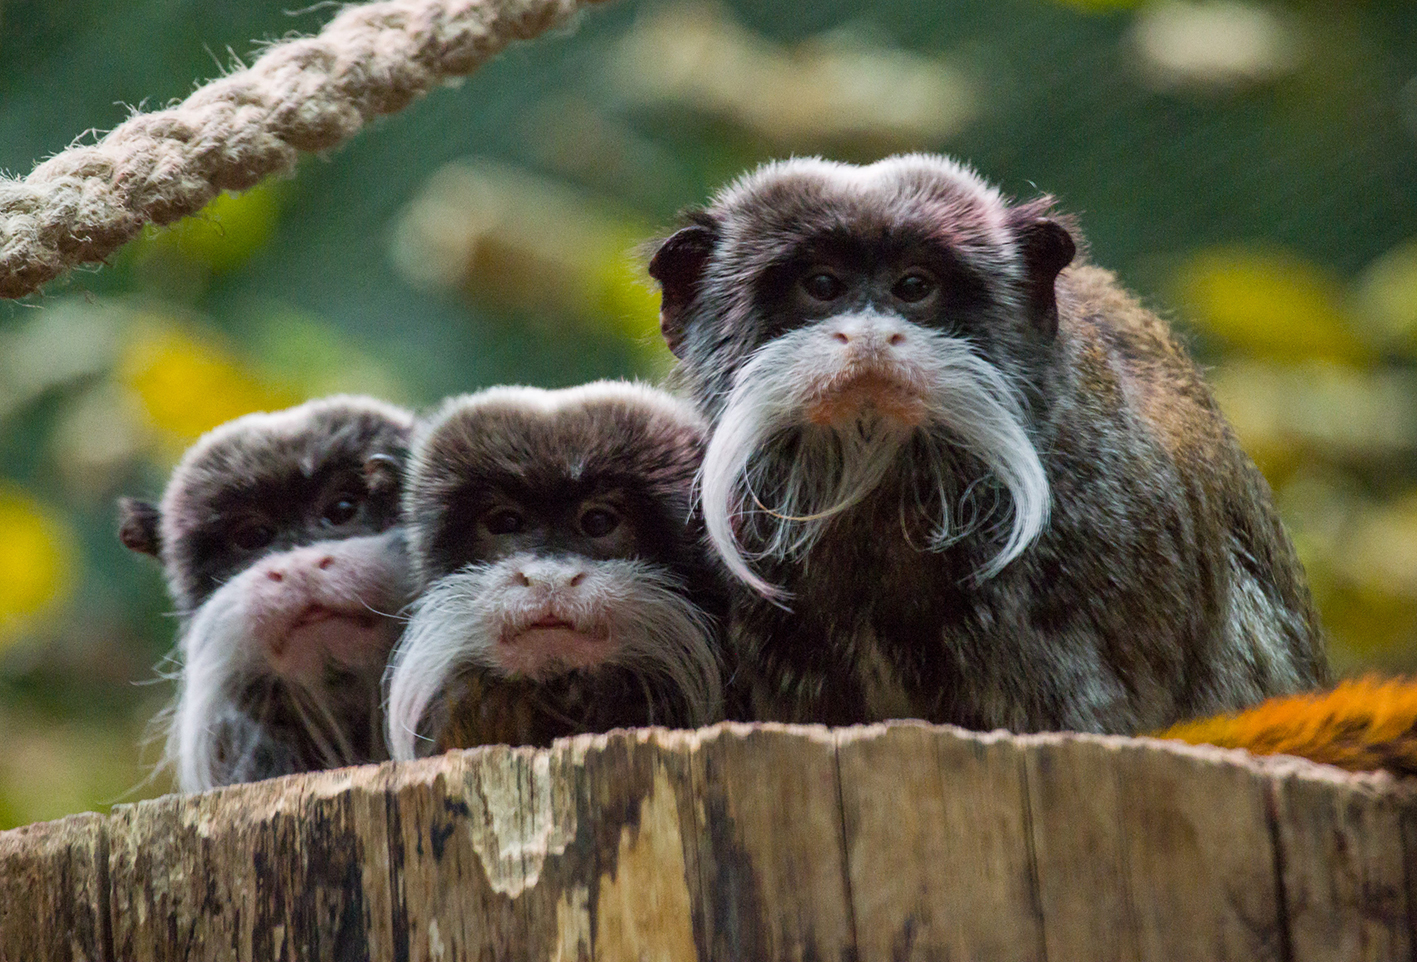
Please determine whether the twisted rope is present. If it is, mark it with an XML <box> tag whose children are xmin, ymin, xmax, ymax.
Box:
<box><xmin>0</xmin><ymin>0</ymin><xmax>610</xmax><ymax>299</ymax></box>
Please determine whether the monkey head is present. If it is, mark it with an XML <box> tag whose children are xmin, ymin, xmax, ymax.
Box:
<box><xmin>117</xmin><ymin>395</ymin><xmax>416</xmax><ymax>790</ymax></box>
<box><xmin>649</xmin><ymin>154</ymin><xmax>1075</xmax><ymax>598</ymax></box>
<box><xmin>386</xmin><ymin>381</ymin><xmax>723</xmax><ymax>760</ymax></box>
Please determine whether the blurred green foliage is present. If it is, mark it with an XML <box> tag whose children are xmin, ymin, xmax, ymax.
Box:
<box><xmin>0</xmin><ymin>0</ymin><xmax>1414</xmax><ymax>828</ymax></box>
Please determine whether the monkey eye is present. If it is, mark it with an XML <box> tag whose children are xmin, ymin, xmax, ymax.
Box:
<box><xmin>483</xmin><ymin>507</ymin><xmax>526</xmax><ymax>536</ymax></box>
<box><xmin>230</xmin><ymin>517</ymin><xmax>276</xmax><ymax>552</ymax></box>
<box><xmin>321</xmin><ymin>492</ymin><xmax>363</xmax><ymax>527</ymax></box>
<box><xmin>801</xmin><ymin>270</ymin><xmax>846</xmax><ymax>302</ymax></box>
<box><xmin>578</xmin><ymin>506</ymin><xmax>621</xmax><ymax>539</ymax></box>
<box><xmin>892</xmin><ymin>270</ymin><xmax>937</xmax><ymax>303</ymax></box>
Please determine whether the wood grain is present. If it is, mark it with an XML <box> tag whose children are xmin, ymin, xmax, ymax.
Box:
<box><xmin>1271</xmin><ymin>759</ymin><xmax>1413</xmax><ymax>962</ymax></box>
<box><xmin>837</xmin><ymin>722</ymin><xmax>1045</xmax><ymax>961</ymax></box>
<box><xmin>3</xmin><ymin>723</ymin><xmax>1415</xmax><ymax>962</ymax></box>
<box><xmin>0</xmin><ymin>812</ymin><xmax>107</xmax><ymax>962</ymax></box>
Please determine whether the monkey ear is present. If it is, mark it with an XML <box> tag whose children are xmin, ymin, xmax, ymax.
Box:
<box><xmin>1013</xmin><ymin>215</ymin><xmax>1076</xmax><ymax>338</ymax></box>
<box><xmin>117</xmin><ymin>497</ymin><xmax>163</xmax><ymax>556</ymax></box>
<box><xmin>364</xmin><ymin>452</ymin><xmax>404</xmax><ymax>495</ymax></box>
<box><xmin>648</xmin><ymin>221</ymin><xmax>718</xmax><ymax>357</ymax></box>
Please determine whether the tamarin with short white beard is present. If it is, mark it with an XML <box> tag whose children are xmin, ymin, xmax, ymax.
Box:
<box><xmin>118</xmin><ymin>396</ymin><xmax>416</xmax><ymax>790</ymax></box>
<box><xmin>384</xmin><ymin>381</ymin><xmax>726</xmax><ymax>759</ymax></box>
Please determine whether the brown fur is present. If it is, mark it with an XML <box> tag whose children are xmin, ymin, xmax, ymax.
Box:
<box><xmin>387</xmin><ymin>382</ymin><xmax>727</xmax><ymax>754</ymax></box>
<box><xmin>651</xmin><ymin>155</ymin><xmax>1327</xmax><ymax>734</ymax></box>
<box><xmin>117</xmin><ymin>395</ymin><xmax>415</xmax><ymax>788</ymax></box>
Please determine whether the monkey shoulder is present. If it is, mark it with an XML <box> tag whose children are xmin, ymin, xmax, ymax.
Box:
<box><xmin>1045</xmin><ymin>264</ymin><xmax>1326</xmax><ymax>701</ymax></box>
<box><xmin>1054</xmin><ymin>264</ymin><xmax>1232</xmax><ymax>467</ymax></box>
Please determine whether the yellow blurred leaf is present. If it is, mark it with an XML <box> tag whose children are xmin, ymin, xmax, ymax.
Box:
<box><xmin>1210</xmin><ymin>360</ymin><xmax>1417</xmax><ymax>476</ymax></box>
<box><xmin>392</xmin><ymin>160</ymin><xmax>669</xmax><ymax>375</ymax></box>
<box><xmin>610</xmin><ymin>5</ymin><xmax>976</xmax><ymax>151</ymax></box>
<box><xmin>0</xmin><ymin>704</ymin><xmax>172</xmax><ymax>829</ymax></box>
<box><xmin>1313</xmin><ymin>580</ymin><xmax>1417</xmax><ymax>663</ymax></box>
<box><xmin>50</xmin><ymin>382</ymin><xmax>151</xmax><ymax>502</ymax></box>
<box><xmin>0</xmin><ymin>486</ymin><xmax>77</xmax><ymax>648</ymax></box>
<box><xmin>117</xmin><ymin>322</ymin><xmax>297</xmax><ymax>447</ymax></box>
<box><xmin>590</xmin><ymin>239</ymin><xmax>676</xmax><ymax>376</ymax></box>
<box><xmin>1128</xmin><ymin>0</ymin><xmax>1304</xmax><ymax>92</ymax></box>
<box><xmin>1175</xmin><ymin>247</ymin><xmax>1372</xmax><ymax>363</ymax></box>
<box><xmin>1340</xmin><ymin>491</ymin><xmax>1417</xmax><ymax>600</ymax></box>
<box><xmin>134</xmin><ymin>181</ymin><xmax>281</xmax><ymax>274</ymax></box>
<box><xmin>1272</xmin><ymin>473</ymin><xmax>1417</xmax><ymax>668</ymax></box>
<box><xmin>1353</xmin><ymin>238</ymin><xmax>1417</xmax><ymax>352</ymax></box>
<box><xmin>249</xmin><ymin>309</ymin><xmax>408</xmax><ymax>403</ymax></box>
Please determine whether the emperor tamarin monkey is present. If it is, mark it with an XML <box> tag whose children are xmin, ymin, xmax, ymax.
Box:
<box><xmin>385</xmin><ymin>381</ymin><xmax>724</xmax><ymax>760</ymax></box>
<box><xmin>647</xmin><ymin>154</ymin><xmax>1328</xmax><ymax>734</ymax></box>
<box><xmin>118</xmin><ymin>396</ymin><xmax>416</xmax><ymax>790</ymax></box>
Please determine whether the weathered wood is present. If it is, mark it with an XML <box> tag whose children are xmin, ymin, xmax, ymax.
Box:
<box><xmin>1271</xmin><ymin>759</ymin><xmax>1412</xmax><ymax>962</ymax></box>
<box><xmin>1024</xmin><ymin>731</ymin><xmax>1142</xmax><ymax>962</ymax></box>
<box><xmin>837</xmin><ymin>722</ymin><xmax>1044</xmax><ymax>961</ymax></box>
<box><xmin>690</xmin><ymin>723</ymin><xmax>854</xmax><ymax>961</ymax></box>
<box><xmin>107</xmin><ymin>766</ymin><xmax>394</xmax><ymax>961</ymax></box>
<box><xmin>0</xmin><ymin>813</ymin><xmax>107</xmax><ymax>962</ymax></box>
<box><xmin>3</xmin><ymin>722</ymin><xmax>1416</xmax><ymax>962</ymax></box>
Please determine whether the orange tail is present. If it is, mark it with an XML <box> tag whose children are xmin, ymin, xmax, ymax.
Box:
<box><xmin>1152</xmin><ymin>676</ymin><xmax>1417</xmax><ymax>776</ymax></box>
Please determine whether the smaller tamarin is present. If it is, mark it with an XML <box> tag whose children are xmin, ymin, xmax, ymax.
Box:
<box><xmin>1155</xmin><ymin>676</ymin><xmax>1417</xmax><ymax>777</ymax></box>
<box><xmin>118</xmin><ymin>396</ymin><xmax>416</xmax><ymax>791</ymax></box>
<box><xmin>384</xmin><ymin>381</ymin><xmax>725</xmax><ymax>761</ymax></box>
<box><xmin>647</xmin><ymin>154</ymin><xmax>1328</xmax><ymax>734</ymax></box>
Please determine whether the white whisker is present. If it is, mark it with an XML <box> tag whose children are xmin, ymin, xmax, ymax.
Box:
<box><xmin>699</xmin><ymin>312</ymin><xmax>1050</xmax><ymax>599</ymax></box>
<box><xmin>385</xmin><ymin>556</ymin><xmax>722</xmax><ymax>760</ymax></box>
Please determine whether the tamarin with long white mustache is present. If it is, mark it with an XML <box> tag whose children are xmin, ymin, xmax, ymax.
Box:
<box><xmin>384</xmin><ymin>381</ymin><xmax>726</xmax><ymax>760</ymax></box>
<box><xmin>648</xmin><ymin>154</ymin><xmax>1328</xmax><ymax>734</ymax></box>
<box><xmin>118</xmin><ymin>396</ymin><xmax>416</xmax><ymax>791</ymax></box>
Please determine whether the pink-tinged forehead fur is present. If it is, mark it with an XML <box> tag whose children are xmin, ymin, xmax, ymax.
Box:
<box><xmin>411</xmin><ymin>381</ymin><xmax>705</xmax><ymax>475</ymax></box>
<box><xmin>710</xmin><ymin>154</ymin><xmax>1022</xmax><ymax>279</ymax></box>
<box><xmin>405</xmin><ymin>381</ymin><xmax>706</xmax><ymax>568</ymax></box>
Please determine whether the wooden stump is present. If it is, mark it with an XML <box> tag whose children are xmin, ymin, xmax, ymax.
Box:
<box><xmin>2</xmin><ymin>722</ymin><xmax>1414</xmax><ymax>961</ymax></box>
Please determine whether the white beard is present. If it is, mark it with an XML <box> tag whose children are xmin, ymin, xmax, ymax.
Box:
<box><xmin>163</xmin><ymin>531</ymin><xmax>409</xmax><ymax>792</ymax></box>
<box><xmin>699</xmin><ymin>311</ymin><xmax>1050</xmax><ymax>600</ymax></box>
<box><xmin>384</xmin><ymin>554</ymin><xmax>721</xmax><ymax>762</ymax></box>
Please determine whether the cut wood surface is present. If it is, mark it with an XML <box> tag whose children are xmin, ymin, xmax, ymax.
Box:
<box><xmin>2</xmin><ymin>722</ymin><xmax>1415</xmax><ymax>961</ymax></box>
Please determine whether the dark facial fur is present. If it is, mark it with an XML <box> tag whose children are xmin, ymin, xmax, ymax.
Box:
<box><xmin>650</xmin><ymin>154</ymin><xmax>1328</xmax><ymax>734</ymax></box>
<box><xmin>117</xmin><ymin>395</ymin><xmax>416</xmax><ymax>790</ymax></box>
<box><xmin>385</xmin><ymin>381</ymin><xmax>726</xmax><ymax>759</ymax></box>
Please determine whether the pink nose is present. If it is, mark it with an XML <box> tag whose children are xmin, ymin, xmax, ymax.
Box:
<box><xmin>515</xmin><ymin>568</ymin><xmax>588</xmax><ymax>589</ymax></box>
<box><xmin>258</xmin><ymin>548</ymin><xmax>341</xmax><ymax>585</ymax></box>
<box><xmin>829</xmin><ymin>320</ymin><xmax>908</xmax><ymax>350</ymax></box>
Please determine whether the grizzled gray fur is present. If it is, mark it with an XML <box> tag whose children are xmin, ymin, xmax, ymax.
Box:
<box><xmin>118</xmin><ymin>395</ymin><xmax>416</xmax><ymax>790</ymax></box>
<box><xmin>649</xmin><ymin>154</ymin><xmax>1327</xmax><ymax>734</ymax></box>
<box><xmin>386</xmin><ymin>381</ymin><xmax>726</xmax><ymax>757</ymax></box>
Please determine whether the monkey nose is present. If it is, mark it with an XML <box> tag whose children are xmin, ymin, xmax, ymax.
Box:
<box><xmin>828</xmin><ymin>317</ymin><xmax>909</xmax><ymax>353</ymax></box>
<box><xmin>515</xmin><ymin>567</ymin><xmax>588</xmax><ymax>590</ymax></box>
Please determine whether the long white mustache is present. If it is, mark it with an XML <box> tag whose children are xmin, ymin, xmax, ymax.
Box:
<box><xmin>385</xmin><ymin>557</ymin><xmax>721</xmax><ymax>762</ymax></box>
<box><xmin>700</xmin><ymin>315</ymin><xmax>1050</xmax><ymax>600</ymax></box>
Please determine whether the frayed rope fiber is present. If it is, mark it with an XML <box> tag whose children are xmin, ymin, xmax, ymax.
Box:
<box><xmin>0</xmin><ymin>0</ymin><xmax>611</xmax><ymax>299</ymax></box>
